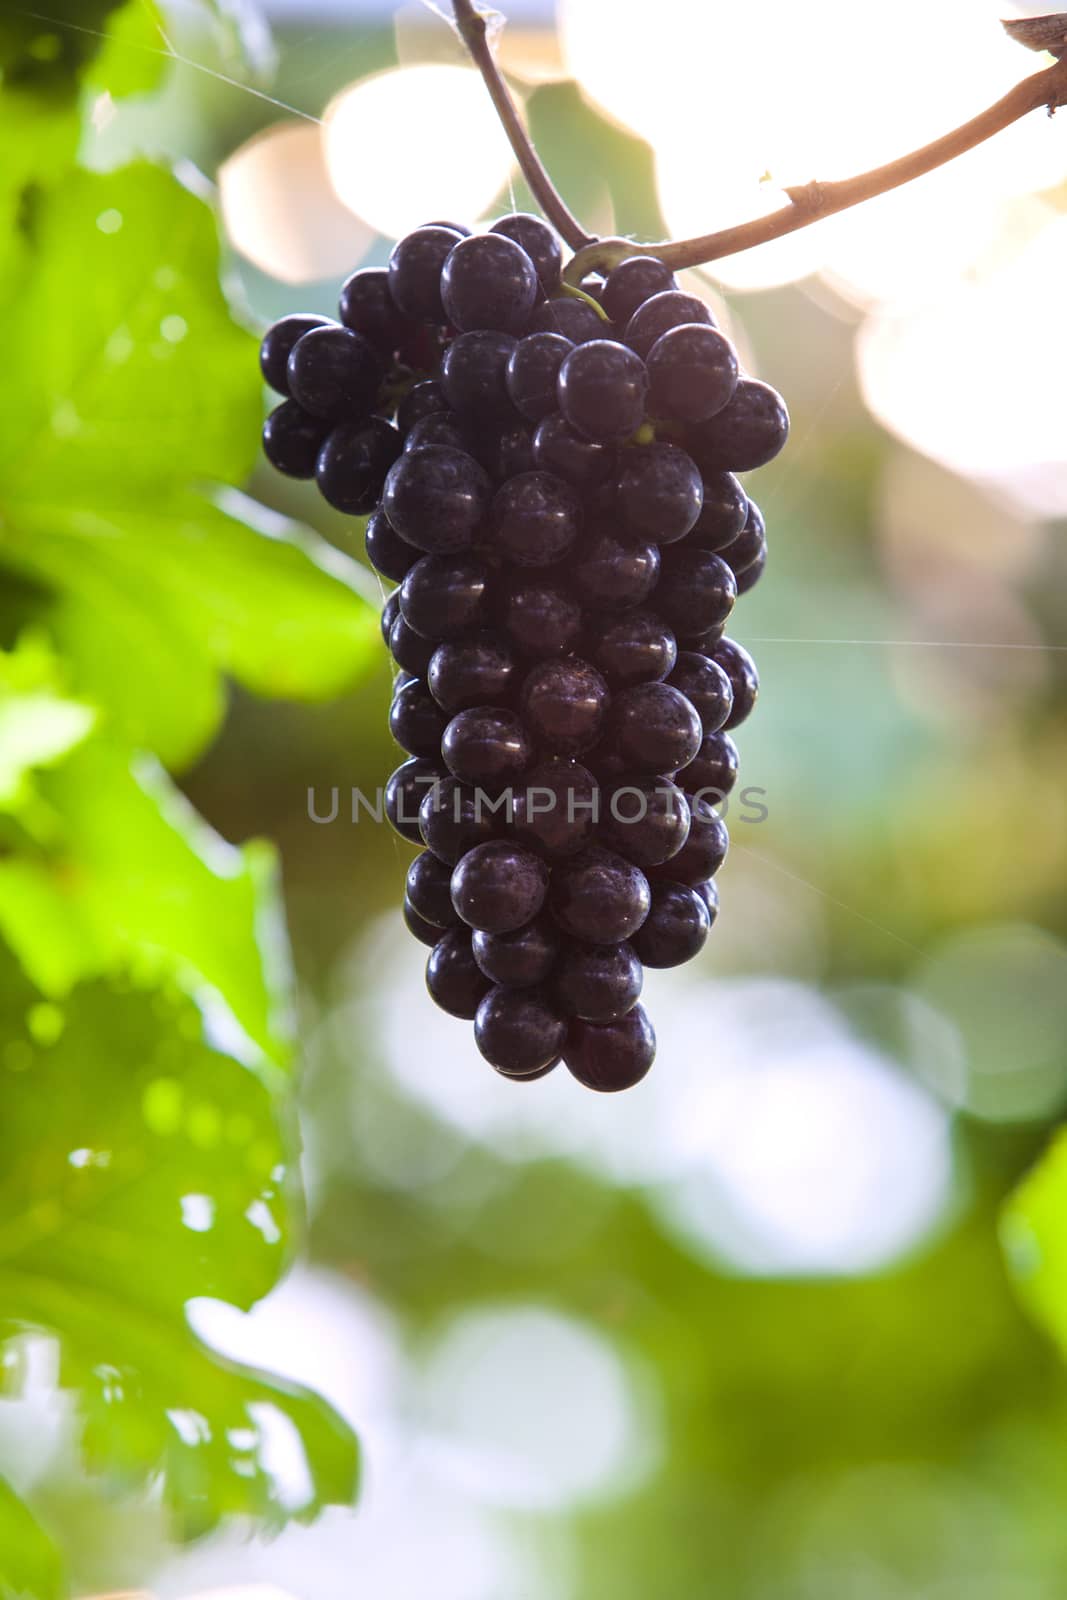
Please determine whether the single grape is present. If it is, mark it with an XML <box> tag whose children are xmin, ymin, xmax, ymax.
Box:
<box><xmin>262</xmin><ymin>400</ymin><xmax>330</xmax><ymax>479</ymax></box>
<box><xmin>677</xmin><ymin>730</ymin><xmax>739</xmax><ymax>803</ymax></box>
<box><xmin>491</xmin><ymin>470</ymin><xmax>582</xmax><ymax>567</ymax></box>
<box><xmin>400</xmin><ymin>553</ymin><xmax>491</xmax><ymax>641</ymax></box>
<box><xmin>386</xmin><ymin>757</ymin><xmax>445</xmax><ymax>843</ymax></box>
<box><xmin>572</xmin><ymin>530</ymin><xmax>660</xmax><ymax>613</ymax></box>
<box><xmin>632</xmin><ymin>882</ymin><xmax>710</xmax><ymax>968</ymax></box>
<box><xmin>688</xmin><ymin>472</ymin><xmax>749</xmax><ymax>551</ymax></box>
<box><xmin>601</xmin><ymin>255</ymin><xmax>677</xmax><ymax>326</ymax></box>
<box><xmin>655</xmin><ymin>548</ymin><xmax>737</xmax><ymax>639</ymax></box>
<box><xmin>441</xmin><ymin>233</ymin><xmax>539</xmax><ymax>335</ymax></box>
<box><xmin>499</xmin><ymin>574</ymin><xmax>583</xmax><ymax>658</ymax></box>
<box><xmin>387</xmin><ymin>225</ymin><xmax>464</xmax><ymax>322</ymax></box>
<box><xmin>451</xmin><ymin>840</ymin><xmax>549</xmax><ymax>934</ymax></box>
<box><xmin>610</xmin><ymin>682</ymin><xmax>703</xmax><ymax>774</ymax></box>
<box><xmin>647</xmin><ymin>323</ymin><xmax>739</xmax><ymax>423</ymax></box>
<box><xmin>396</xmin><ymin>379</ymin><xmax>449</xmax><ymax>435</ymax></box>
<box><xmin>506</xmin><ymin>333</ymin><xmax>574</xmax><ymax>423</ymax></box>
<box><xmin>365</xmin><ymin>508</ymin><xmax>420</xmax><ymax>582</ymax></box>
<box><xmin>511</xmin><ymin>757</ymin><xmax>599</xmax><ymax>859</ymax></box>
<box><xmin>650</xmin><ymin>796</ymin><xmax>728</xmax><ymax>885</ymax></box>
<box><xmin>558</xmin><ymin>339</ymin><xmax>649</xmax><ymax>442</ymax></box>
<box><xmin>720</xmin><ymin>499</ymin><xmax>765</xmax><ymax>577</ymax></box>
<box><xmin>418</xmin><ymin>219</ymin><xmax>473</xmax><ymax>236</ymax></box>
<box><xmin>316</xmin><ymin>416</ymin><xmax>401</xmax><ymax>513</ymax></box>
<box><xmin>404</xmin><ymin>412</ymin><xmax>469</xmax><ymax>455</ymax></box>
<box><xmin>587</xmin><ymin>610</ymin><xmax>677</xmax><ymax>687</ymax></box>
<box><xmin>404</xmin><ymin>896</ymin><xmax>442</xmax><ymax>947</ymax></box>
<box><xmin>490</xmin><ymin>213</ymin><xmax>563</xmax><ymax>295</ymax></box>
<box><xmin>428</xmin><ymin>633</ymin><xmax>517</xmax><ymax>713</ymax></box>
<box><xmin>550</xmin><ymin>846</ymin><xmax>651</xmax><ymax>943</ymax></box>
<box><xmin>475</xmin><ymin>422</ymin><xmax>536</xmax><ymax>484</ymax></box>
<box><xmin>564</xmin><ymin>1004</ymin><xmax>656</xmax><ymax>1092</ymax></box>
<box><xmin>406</xmin><ymin>849</ymin><xmax>460</xmax><ymax>928</ymax></box>
<box><xmin>382</xmin><ymin>445</ymin><xmax>490</xmax><ymax>553</ymax></box>
<box><xmin>531</xmin><ymin>411</ymin><xmax>616</xmax><ymax>489</ymax></box>
<box><xmin>441</xmin><ymin>329</ymin><xmax>518</xmax><ymax>424</ymax></box>
<box><xmin>338</xmin><ymin>267</ymin><xmax>406</xmax><ymax>355</ymax></box>
<box><xmin>624</xmin><ymin>290</ymin><xmax>713</xmax><ymax>360</ymax></box>
<box><xmin>442</xmin><ymin>705</ymin><xmax>531</xmax><ymax>788</ymax></box>
<box><xmin>736</xmin><ymin>545</ymin><xmax>766</xmax><ymax>594</ymax></box>
<box><xmin>426</xmin><ymin>928</ymin><xmax>492</xmax><ymax>1019</ymax></box>
<box><xmin>259</xmin><ymin>313</ymin><xmax>331</xmax><ymax>395</ymax></box>
<box><xmin>420</xmin><ymin>776</ymin><xmax>496</xmax><ymax>863</ymax></box>
<box><xmin>390</xmin><ymin>677</ymin><xmax>447</xmax><ymax>757</ymax></box>
<box><xmin>380</xmin><ymin>590</ymin><xmax>400</xmax><ymax>647</ymax></box>
<box><xmin>475</xmin><ymin>986</ymin><xmax>566</xmax><ymax>1077</ymax></box>
<box><xmin>617</xmin><ymin>442</ymin><xmax>703</xmax><ymax>544</ymax></box>
<box><xmin>709</xmin><ymin>638</ymin><xmax>759</xmax><ymax>729</ymax></box>
<box><xmin>694</xmin><ymin>378</ymin><xmax>790</xmax><ymax>472</ymax></box>
<box><xmin>287</xmin><ymin>324</ymin><xmax>382</xmax><ymax>421</ymax></box>
<box><xmin>520</xmin><ymin>657</ymin><xmax>609</xmax><ymax>757</ymax></box>
<box><xmin>389</xmin><ymin>612</ymin><xmax>436</xmax><ymax>677</ymax></box>
<box><xmin>600</xmin><ymin>777</ymin><xmax>691</xmax><ymax>868</ymax></box>
<box><xmin>667</xmin><ymin>651</ymin><xmax>734</xmax><ymax>733</ymax></box>
<box><xmin>529</xmin><ymin>297</ymin><xmax>606</xmax><ymax>343</ymax></box>
<box><xmin>555</xmin><ymin>940</ymin><xmax>643</xmax><ymax>1023</ymax></box>
<box><xmin>695</xmin><ymin>879</ymin><xmax>720</xmax><ymax>924</ymax></box>
<box><xmin>472</xmin><ymin>915</ymin><xmax>558</xmax><ymax>987</ymax></box>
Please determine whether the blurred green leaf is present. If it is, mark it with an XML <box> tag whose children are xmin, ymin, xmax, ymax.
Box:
<box><xmin>0</xmin><ymin>1475</ymin><xmax>64</xmax><ymax>1600</ymax></box>
<box><xmin>84</xmin><ymin>0</ymin><xmax>169</xmax><ymax>100</ymax></box>
<box><xmin>1002</xmin><ymin>1132</ymin><xmax>1067</xmax><ymax>1355</ymax></box>
<box><xmin>0</xmin><ymin>639</ymin><xmax>96</xmax><ymax>815</ymax></box>
<box><xmin>0</xmin><ymin>2</ymin><xmax>124</xmax><ymax>95</ymax></box>
<box><xmin>0</xmin><ymin>950</ymin><xmax>358</xmax><ymax>1540</ymax></box>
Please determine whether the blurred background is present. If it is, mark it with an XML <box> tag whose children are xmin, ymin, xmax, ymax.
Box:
<box><xmin>8</xmin><ymin>0</ymin><xmax>1067</xmax><ymax>1594</ymax></box>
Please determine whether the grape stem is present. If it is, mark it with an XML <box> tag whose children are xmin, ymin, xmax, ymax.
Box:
<box><xmin>449</xmin><ymin>0</ymin><xmax>1067</xmax><ymax>280</ymax></box>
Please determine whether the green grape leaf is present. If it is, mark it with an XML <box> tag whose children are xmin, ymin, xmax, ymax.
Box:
<box><xmin>0</xmin><ymin>2</ymin><xmax>126</xmax><ymax>96</ymax></box>
<box><xmin>0</xmin><ymin>163</ymin><xmax>377</xmax><ymax>767</ymax></box>
<box><xmin>1001</xmin><ymin>1131</ymin><xmax>1067</xmax><ymax>1356</ymax></box>
<box><xmin>0</xmin><ymin>1475</ymin><xmax>64</xmax><ymax>1600</ymax></box>
<box><xmin>0</xmin><ymin>639</ymin><xmax>96</xmax><ymax>817</ymax></box>
<box><xmin>83</xmin><ymin>0</ymin><xmax>170</xmax><ymax>100</ymax></box>
<box><xmin>0</xmin><ymin>952</ymin><xmax>359</xmax><ymax>1538</ymax></box>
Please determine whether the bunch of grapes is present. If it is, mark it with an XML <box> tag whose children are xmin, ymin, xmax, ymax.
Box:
<box><xmin>259</xmin><ymin>215</ymin><xmax>787</xmax><ymax>1092</ymax></box>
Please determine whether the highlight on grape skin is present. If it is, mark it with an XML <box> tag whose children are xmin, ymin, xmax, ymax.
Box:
<box><xmin>258</xmin><ymin>215</ymin><xmax>787</xmax><ymax>1091</ymax></box>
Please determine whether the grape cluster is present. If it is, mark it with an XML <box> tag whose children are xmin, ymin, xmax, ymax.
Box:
<box><xmin>259</xmin><ymin>216</ymin><xmax>786</xmax><ymax>1093</ymax></box>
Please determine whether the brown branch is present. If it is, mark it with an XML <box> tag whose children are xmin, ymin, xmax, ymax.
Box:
<box><xmin>450</xmin><ymin>0</ymin><xmax>592</xmax><ymax>251</ymax></box>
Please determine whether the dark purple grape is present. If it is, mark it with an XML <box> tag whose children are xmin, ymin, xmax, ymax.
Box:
<box><xmin>601</xmin><ymin>255</ymin><xmax>677</xmax><ymax>326</ymax></box>
<box><xmin>404</xmin><ymin>412</ymin><xmax>469</xmax><ymax>455</ymax></box>
<box><xmin>600</xmin><ymin>777</ymin><xmax>690</xmax><ymax>868</ymax></box>
<box><xmin>656</xmin><ymin>548</ymin><xmax>737</xmax><ymax>639</ymax></box>
<box><xmin>397</xmin><ymin>379</ymin><xmax>449</xmax><ymax>435</ymax></box>
<box><xmin>610</xmin><ymin>683</ymin><xmax>702</xmax><ymax>774</ymax></box>
<box><xmin>695</xmin><ymin>879</ymin><xmax>720</xmax><ymax>924</ymax></box>
<box><xmin>555</xmin><ymin>940</ymin><xmax>643</xmax><ymax>1023</ymax></box>
<box><xmin>736</xmin><ymin>545</ymin><xmax>766</xmax><ymax>594</ymax></box>
<box><xmin>587</xmin><ymin>611</ymin><xmax>677</xmax><ymax>688</ymax></box>
<box><xmin>519</xmin><ymin>657</ymin><xmax>609</xmax><ymax>757</ymax></box>
<box><xmin>383</xmin><ymin>446</ymin><xmax>490</xmax><ymax>554</ymax></box>
<box><xmin>572</xmin><ymin>531</ymin><xmax>659</xmax><ymax>613</ymax></box>
<box><xmin>511</xmin><ymin>758</ymin><xmax>598</xmax><ymax>859</ymax></box>
<box><xmin>366</xmin><ymin>508</ymin><xmax>420</xmax><ymax>581</ymax></box>
<box><xmin>419</xmin><ymin>219</ymin><xmax>473</xmax><ymax>236</ymax></box>
<box><xmin>490</xmin><ymin>213</ymin><xmax>562</xmax><ymax>295</ymax></box>
<box><xmin>491</xmin><ymin>470</ymin><xmax>582</xmax><ymax>567</ymax></box>
<box><xmin>550</xmin><ymin>846</ymin><xmax>651</xmax><ymax>943</ymax></box>
<box><xmin>428</xmin><ymin>633</ymin><xmax>517</xmax><ymax>713</ymax></box>
<box><xmin>650</xmin><ymin>796</ymin><xmax>728</xmax><ymax>885</ymax></box>
<box><xmin>558</xmin><ymin>339</ymin><xmax>649</xmax><ymax>443</ymax></box>
<box><xmin>262</xmin><ymin>401</ymin><xmax>330</xmax><ymax>478</ymax></box>
<box><xmin>390</xmin><ymin>677</ymin><xmax>447</xmax><ymax>757</ymax></box>
<box><xmin>441</xmin><ymin>329</ymin><xmax>518</xmax><ymax>423</ymax></box>
<box><xmin>677</xmin><ymin>730</ymin><xmax>739</xmax><ymax>802</ymax></box>
<box><xmin>689</xmin><ymin>472</ymin><xmax>749</xmax><ymax>551</ymax></box>
<box><xmin>476</xmin><ymin>423</ymin><xmax>535</xmax><ymax>483</ymax></box>
<box><xmin>426</xmin><ymin>929</ymin><xmax>492</xmax><ymax>1018</ymax></box>
<box><xmin>339</xmin><ymin>267</ymin><xmax>406</xmax><ymax>355</ymax></box>
<box><xmin>632</xmin><ymin>882</ymin><xmax>710</xmax><ymax>968</ymax></box>
<box><xmin>506</xmin><ymin>333</ymin><xmax>573</xmax><ymax>423</ymax></box>
<box><xmin>694</xmin><ymin>378</ymin><xmax>790</xmax><ymax>472</ymax></box>
<box><xmin>388</xmin><ymin>225</ymin><xmax>464</xmax><ymax>322</ymax></box>
<box><xmin>617</xmin><ymin>443</ymin><xmax>703</xmax><ymax>544</ymax></box>
<box><xmin>624</xmin><ymin>290</ymin><xmax>713</xmax><ymax>361</ymax></box>
<box><xmin>404</xmin><ymin>896</ymin><xmax>441</xmax><ymax>947</ymax></box>
<box><xmin>287</xmin><ymin>325</ymin><xmax>382</xmax><ymax>421</ymax></box>
<box><xmin>500</xmin><ymin>575</ymin><xmax>583</xmax><ymax>658</ymax></box>
<box><xmin>387</xmin><ymin>757</ymin><xmax>445</xmax><ymax>843</ymax></box>
<box><xmin>529</xmin><ymin>297</ymin><xmax>606</xmax><ymax>343</ymax></box>
<box><xmin>531</xmin><ymin>412</ymin><xmax>615</xmax><ymax>489</ymax></box>
<box><xmin>475</xmin><ymin>987</ymin><xmax>566</xmax><ymax>1077</ymax></box>
<box><xmin>260</xmin><ymin>314</ymin><xmax>331</xmax><ymax>395</ymax></box>
<box><xmin>720</xmin><ymin>500</ymin><xmax>765</xmax><ymax>577</ymax></box>
<box><xmin>381</xmin><ymin>589</ymin><xmax>400</xmax><ymax>647</ymax></box>
<box><xmin>442</xmin><ymin>706</ymin><xmax>531</xmax><ymax>789</ymax></box>
<box><xmin>400</xmin><ymin>554</ymin><xmax>490</xmax><ymax>641</ymax></box>
<box><xmin>647</xmin><ymin>323</ymin><xmax>738</xmax><ymax>424</ymax></box>
<box><xmin>564</xmin><ymin>1005</ymin><xmax>656</xmax><ymax>1091</ymax></box>
<box><xmin>406</xmin><ymin>849</ymin><xmax>460</xmax><ymax>929</ymax></box>
<box><xmin>451</xmin><ymin>840</ymin><xmax>549</xmax><ymax>934</ymax></box>
<box><xmin>441</xmin><ymin>233</ymin><xmax>538</xmax><ymax>335</ymax></box>
<box><xmin>389</xmin><ymin>613</ymin><xmax>436</xmax><ymax>677</ymax></box>
<box><xmin>420</xmin><ymin>777</ymin><xmax>496</xmax><ymax>863</ymax></box>
<box><xmin>709</xmin><ymin>638</ymin><xmax>759</xmax><ymax>730</ymax></box>
<box><xmin>472</xmin><ymin>916</ymin><xmax>557</xmax><ymax>987</ymax></box>
<box><xmin>316</xmin><ymin>416</ymin><xmax>401</xmax><ymax>513</ymax></box>
<box><xmin>667</xmin><ymin>652</ymin><xmax>734</xmax><ymax>733</ymax></box>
